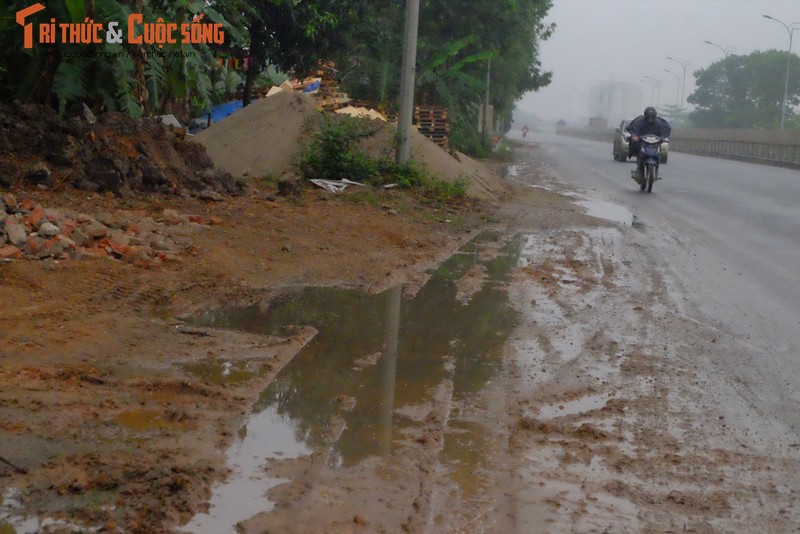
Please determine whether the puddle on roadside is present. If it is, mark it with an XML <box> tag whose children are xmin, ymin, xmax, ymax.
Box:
<box><xmin>0</xmin><ymin>489</ymin><xmax>98</xmax><ymax>534</ymax></box>
<box><xmin>181</xmin><ymin>232</ymin><xmax>521</xmax><ymax>531</ymax></box>
<box><xmin>181</xmin><ymin>404</ymin><xmax>313</xmax><ymax>533</ymax></box>
<box><xmin>536</xmin><ymin>393</ymin><xmax>612</xmax><ymax>420</ymax></box>
<box><xmin>502</xmin><ymin>165</ymin><xmax>519</xmax><ymax>178</ymax></box>
<box><xmin>180</xmin><ymin>358</ymin><xmax>260</xmax><ymax>386</ymax></box>
<box><xmin>561</xmin><ymin>191</ymin><xmax>633</xmax><ymax>226</ymax></box>
<box><xmin>575</xmin><ymin>198</ymin><xmax>633</xmax><ymax>226</ymax></box>
<box><xmin>442</xmin><ymin>419</ymin><xmax>492</xmax><ymax>498</ymax></box>
<box><xmin>114</xmin><ymin>409</ymin><xmax>189</xmax><ymax>432</ymax></box>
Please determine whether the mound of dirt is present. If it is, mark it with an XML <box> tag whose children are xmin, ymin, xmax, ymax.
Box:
<box><xmin>193</xmin><ymin>91</ymin><xmax>318</xmax><ymax>181</ymax></box>
<box><xmin>358</xmin><ymin>121</ymin><xmax>509</xmax><ymax>200</ymax></box>
<box><xmin>0</xmin><ymin>103</ymin><xmax>246</xmax><ymax>198</ymax></box>
<box><xmin>192</xmin><ymin>92</ymin><xmax>508</xmax><ymax>200</ymax></box>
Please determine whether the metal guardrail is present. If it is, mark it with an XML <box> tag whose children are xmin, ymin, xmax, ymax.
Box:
<box><xmin>557</xmin><ymin>127</ymin><xmax>800</xmax><ymax>170</ymax></box>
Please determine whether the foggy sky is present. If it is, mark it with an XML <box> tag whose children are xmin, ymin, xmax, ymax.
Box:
<box><xmin>517</xmin><ymin>0</ymin><xmax>799</xmax><ymax>121</ymax></box>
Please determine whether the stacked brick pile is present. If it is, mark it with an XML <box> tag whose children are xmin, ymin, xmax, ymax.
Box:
<box><xmin>414</xmin><ymin>106</ymin><xmax>450</xmax><ymax>151</ymax></box>
<box><xmin>0</xmin><ymin>192</ymin><xmax>219</xmax><ymax>268</ymax></box>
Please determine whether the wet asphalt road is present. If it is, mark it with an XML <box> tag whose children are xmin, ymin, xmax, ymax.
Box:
<box><xmin>523</xmin><ymin>130</ymin><xmax>800</xmax><ymax>441</ymax></box>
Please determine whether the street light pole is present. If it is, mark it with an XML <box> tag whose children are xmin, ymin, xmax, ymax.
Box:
<box><xmin>704</xmin><ymin>40</ymin><xmax>735</xmax><ymax>57</ymax></box>
<box><xmin>763</xmin><ymin>15</ymin><xmax>800</xmax><ymax>130</ymax></box>
<box><xmin>666</xmin><ymin>56</ymin><xmax>690</xmax><ymax>111</ymax></box>
<box><xmin>641</xmin><ymin>79</ymin><xmax>655</xmax><ymax>104</ymax></box>
<box><xmin>644</xmin><ymin>76</ymin><xmax>662</xmax><ymax>108</ymax></box>
<box><xmin>664</xmin><ymin>69</ymin><xmax>681</xmax><ymax>108</ymax></box>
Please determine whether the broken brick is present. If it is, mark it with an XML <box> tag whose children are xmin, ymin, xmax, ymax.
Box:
<box><xmin>0</xmin><ymin>244</ymin><xmax>23</xmax><ymax>259</ymax></box>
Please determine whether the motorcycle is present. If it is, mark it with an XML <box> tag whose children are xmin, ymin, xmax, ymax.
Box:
<box><xmin>630</xmin><ymin>134</ymin><xmax>666</xmax><ymax>193</ymax></box>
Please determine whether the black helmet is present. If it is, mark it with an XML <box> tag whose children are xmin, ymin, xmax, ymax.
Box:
<box><xmin>644</xmin><ymin>107</ymin><xmax>657</xmax><ymax>122</ymax></box>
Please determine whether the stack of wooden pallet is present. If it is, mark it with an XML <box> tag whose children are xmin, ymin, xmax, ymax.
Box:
<box><xmin>414</xmin><ymin>106</ymin><xmax>450</xmax><ymax>150</ymax></box>
<box><xmin>311</xmin><ymin>62</ymin><xmax>351</xmax><ymax>111</ymax></box>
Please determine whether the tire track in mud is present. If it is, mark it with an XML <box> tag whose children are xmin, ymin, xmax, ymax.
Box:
<box><xmin>503</xmin><ymin>224</ymin><xmax>800</xmax><ymax>533</ymax></box>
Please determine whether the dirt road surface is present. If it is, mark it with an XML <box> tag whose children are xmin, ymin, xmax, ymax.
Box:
<box><xmin>2</xmin><ymin>137</ymin><xmax>798</xmax><ymax>533</ymax></box>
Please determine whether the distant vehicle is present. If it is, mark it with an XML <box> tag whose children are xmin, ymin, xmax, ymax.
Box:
<box><xmin>613</xmin><ymin>119</ymin><xmax>669</xmax><ymax>164</ymax></box>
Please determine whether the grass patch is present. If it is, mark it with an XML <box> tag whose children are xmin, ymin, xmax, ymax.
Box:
<box><xmin>294</xmin><ymin>114</ymin><xmax>469</xmax><ymax>204</ymax></box>
<box><xmin>341</xmin><ymin>189</ymin><xmax>381</xmax><ymax>206</ymax></box>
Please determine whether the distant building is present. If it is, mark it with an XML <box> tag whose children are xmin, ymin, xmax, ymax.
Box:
<box><xmin>588</xmin><ymin>117</ymin><xmax>607</xmax><ymax>129</ymax></box>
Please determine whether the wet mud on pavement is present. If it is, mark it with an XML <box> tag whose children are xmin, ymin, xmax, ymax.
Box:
<box><xmin>3</xmin><ymin>140</ymin><xmax>798</xmax><ymax>533</ymax></box>
<box><xmin>172</xmin><ymin>144</ymin><xmax>800</xmax><ymax>533</ymax></box>
<box><xmin>179</xmin><ymin>232</ymin><xmax>521</xmax><ymax>532</ymax></box>
<box><xmin>501</xmin><ymin>145</ymin><xmax>800</xmax><ymax>533</ymax></box>
<box><xmin>183</xmin><ymin>147</ymin><xmax>799</xmax><ymax>532</ymax></box>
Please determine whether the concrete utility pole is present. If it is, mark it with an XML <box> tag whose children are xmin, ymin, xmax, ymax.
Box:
<box><xmin>397</xmin><ymin>0</ymin><xmax>421</xmax><ymax>165</ymax></box>
<box><xmin>483</xmin><ymin>59</ymin><xmax>491</xmax><ymax>146</ymax></box>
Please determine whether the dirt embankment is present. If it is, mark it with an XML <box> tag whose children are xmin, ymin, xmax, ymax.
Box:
<box><xmin>0</xmin><ymin>102</ymin><xmax>245</xmax><ymax>197</ymax></box>
<box><xmin>193</xmin><ymin>90</ymin><xmax>509</xmax><ymax>200</ymax></box>
<box><xmin>0</xmin><ymin>97</ymin><xmax>530</xmax><ymax>532</ymax></box>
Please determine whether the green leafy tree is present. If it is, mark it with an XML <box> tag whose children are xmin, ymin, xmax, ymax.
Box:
<box><xmin>416</xmin><ymin>0</ymin><xmax>553</xmax><ymax>151</ymax></box>
<box><xmin>688</xmin><ymin>49</ymin><xmax>800</xmax><ymax>128</ymax></box>
<box><xmin>0</xmin><ymin>0</ymin><xmax>244</xmax><ymax>119</ymax></box>
<box><xmin>331</xmin><ymin>0</ymin><xmax>554</xmax><ymax>153</ymax></box>
<box><xmin>1</xmin><ymin>0</ymin><xmax>554</xmax><ymax>151</ymax></box>
<box><xmin>241</xmin><ymin>0</ymin><xmax>359</xmax><ymax>105</ymax></box>
<box><xmin>329</xmin><ymin>0</ymin><xmax>402</xmax><ymax>106</ymax></box>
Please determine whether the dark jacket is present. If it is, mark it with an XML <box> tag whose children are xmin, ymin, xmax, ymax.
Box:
<box><xmin>626</xmin><ymin>115</ymin><xmax>671</xmax><ymax>138</ymax></box>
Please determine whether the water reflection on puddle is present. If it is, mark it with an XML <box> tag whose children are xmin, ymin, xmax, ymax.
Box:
<box><xmin>502</xmin><ymin>165</ymin><xmax>519</xmax><ymax>178</ymax></box>
<box><xmin>575</xmin><ymin>198</ymin><xmax>633</xmax><ymax>226</ymax></box>
<box><xmin>180</xmin><ymin>358</ymin><xmax>260</xmax><ymax>386</ymax></box>
<box><xmin>182</xmin><ymin>233</ymin><xmax>521</xmax><ymax>530</ymax></box>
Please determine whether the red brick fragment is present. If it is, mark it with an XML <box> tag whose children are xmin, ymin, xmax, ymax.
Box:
<box><xmin>0</xmin><ymin>245</ymin><xmax>23</xmax><ymax>259</ymax></box>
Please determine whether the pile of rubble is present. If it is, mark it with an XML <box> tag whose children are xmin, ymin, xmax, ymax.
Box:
<box><xmin>0</xmin><ymin>102</ymin><xmax>247</xmax><ymax>198</ymax></box>
<box><xmin>0</xmin><ymin>192</ymin><xmax>218</xmax><ymax>267</ymax></box>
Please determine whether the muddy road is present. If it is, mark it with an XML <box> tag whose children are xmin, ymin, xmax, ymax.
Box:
<box><xmin>2</xmin><ymin>135</ymin><xmax>799</xmax><ymax>533</ymax></box>
<box><xmin>184</xmin><ymin>137</ymin><xmax>800</xmax><ymax>532</ymax></box>
<box><xmin>499</xmin><ymin>133</ymin><xmax>800</xmax><ymax>532</ymax></box>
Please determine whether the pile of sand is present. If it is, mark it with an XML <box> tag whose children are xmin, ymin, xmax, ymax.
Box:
<box><xmin>193</xmin><ymin>91</ymin><xmax>316</xmax><ymax>181</ymax></box>
<box><xmin>192</xmin><ymin>91</ymin><xmax>507</xmax><ymax>200</ymax></box>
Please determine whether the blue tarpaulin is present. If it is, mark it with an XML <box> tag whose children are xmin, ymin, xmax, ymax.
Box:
<box><xmin>209</xmin><ymin>100</ymin><xmax>243</xmax><ymax>123</ymax></box>
<box><xmin>302</xmin><ymin>80</ymin><xmax>321</xmax><ymax>93</ymax></box>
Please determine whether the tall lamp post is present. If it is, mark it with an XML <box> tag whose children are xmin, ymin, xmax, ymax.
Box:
<box><xmin>644</xmin><ymin>76</ymin><xmax>662</xmax><ymax>107</ymax></box>
<box><xmin>666</xmin><ymin>56</ymin><xmax>690</xmax><ymax>111</ymax></box>
<box><xmin>704</xmin><ymin>40</ymin><xmax>735</xmax><ymax>57</ymax></box>
<box><xmin>762</xmin><ymin>15</ymin><xmax>800</xmax><ymax>130</ymax></box>
<box><xmin>640</xmin><ymin>79</ymin><xmax>656</xmax><ymax>105</ymax></box>
<box><xmin>663</xmin><ymin>69</ymin><xmax>681</xmax><ymax>108</ymax></box>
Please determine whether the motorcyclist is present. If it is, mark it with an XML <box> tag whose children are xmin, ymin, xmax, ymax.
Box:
<box><xmin>522</xmin><ymin>124</ymin><xmax>529</xmax><ymax>138</ymax></box>
<box><xmin>626</xmin><ymin>106</ymin><xmax>671</xmax><ymax>175</ymax></box>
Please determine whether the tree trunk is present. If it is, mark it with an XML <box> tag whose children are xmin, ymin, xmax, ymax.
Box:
<box><xmin>243</xmin><ymin>22</ymin><xmax>267</xmax><ymax>107</ymax></box>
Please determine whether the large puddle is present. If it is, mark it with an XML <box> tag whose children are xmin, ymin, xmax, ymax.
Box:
<box><xmin>182</xmin><ymin>233</ymin><xmax>521</xmax><ymax>531</ymax></box>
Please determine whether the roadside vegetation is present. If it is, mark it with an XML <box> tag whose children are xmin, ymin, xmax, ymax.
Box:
<box><xmin>0</xmin><ymin>0</ymin><xmax>555</xmax><ymax>154</ymax></box>
<box><xmin>687</xmin><ymin>50</ymin><xmax>800</xmax><ymax>129</ymax></box>
<box><xmin>293</xmin><ymin>114</ymin><xmax>467</xmax><ymax>203</ymax></box>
